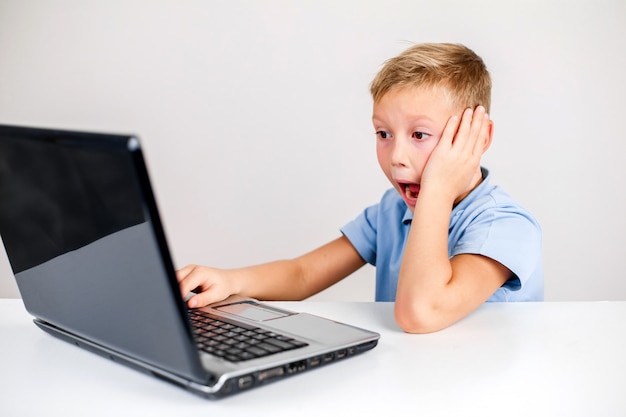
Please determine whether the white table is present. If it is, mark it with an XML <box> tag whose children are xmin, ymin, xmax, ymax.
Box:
<box><xmin>1</xmin><ymin>299</ymin><xmax>625</xmax><ymax>416</ymax></box>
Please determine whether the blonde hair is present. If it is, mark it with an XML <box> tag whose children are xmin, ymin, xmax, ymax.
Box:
<box><xmin>370</xmin><ymin>43</ymin><xmax>491</xmax><ymax>112</ymax></box>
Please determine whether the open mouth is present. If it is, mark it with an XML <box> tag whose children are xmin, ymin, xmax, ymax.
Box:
<box><xmin>400</xmin><ymin>183</ymin><xmax>420</xmax><ymax>202</ymax></box>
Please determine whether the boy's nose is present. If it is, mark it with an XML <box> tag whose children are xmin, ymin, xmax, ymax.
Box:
<box><xmin>390</xmin><ymin>137</ymin><xmax>409</xmax><ymax>167</ymax></box>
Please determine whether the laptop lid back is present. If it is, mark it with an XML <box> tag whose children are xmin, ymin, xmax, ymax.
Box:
<box><xmin>0</xmin><ymin>125</ymin><xmax>211</xmax><ymax>384</ymax></box>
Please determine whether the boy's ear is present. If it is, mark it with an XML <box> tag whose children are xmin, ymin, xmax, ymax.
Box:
<box><xmin>481</xmin><ymin>120</ymin><xmax>494</xmax><ymax>154</ymax></box>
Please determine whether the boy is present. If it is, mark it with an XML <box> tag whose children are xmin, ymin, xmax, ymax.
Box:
<box><xmin>178</xmin><ymin>43</ymin><xmax>543</xmax><ymax>334</ymax></box>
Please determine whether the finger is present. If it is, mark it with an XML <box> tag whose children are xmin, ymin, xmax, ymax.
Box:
<box><xmin>472</xmin><ymin>111</ymin><xmax>491</xmax><ymax>155</ymax></box>
<box><xmin>188</xmin><ymin>292</ymin><xmax>211</xmax><ymax>308</ymax></box>
<box><xmin>452</xmin><ymin>107</ymin><xmax>475</xmax><ymax>149</ymax></box>
<box><xmin>176</xmin><ymin>264</ymin><xmax>196</xmax><ymax>282</ymax></box>
<box><xmin>178</xmin><ymin>266</ymin><xmax>206</xmax><ymax>297</ymax></box>
<box><xmin>187</xmin><ymin>287</ymin><xmax>224</xmax><ymax>309</ymax></box>
<box><xmin>466</xmin><ymin>106</ymin><xmax>487</xmax><ymax>154</ymax></box>
<box><xmin>439</xmin><ymin>113</ymin><xmax>462</xmax><ymax>149</ymax></box>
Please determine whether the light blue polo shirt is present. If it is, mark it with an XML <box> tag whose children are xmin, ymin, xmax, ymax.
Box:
<box><xmin>341</xmin><ymin>168</ymin><xmax>543</xmax><ymax>302</ymax></box>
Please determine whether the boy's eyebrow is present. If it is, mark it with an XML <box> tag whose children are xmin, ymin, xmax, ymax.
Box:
<box><xmin>372</xmin><ymin>113</ymin><xmax>439</xmax><ymax>126</ymax></box>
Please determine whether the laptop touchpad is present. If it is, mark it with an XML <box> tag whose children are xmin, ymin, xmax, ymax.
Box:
<box><xmin>215</xmin><ymin>301</ymin><xmax>291</xmax><ymax>321</ymax></box>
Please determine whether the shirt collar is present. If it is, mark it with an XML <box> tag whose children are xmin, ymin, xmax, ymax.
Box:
<box><xmin>402</xmin><ymin>208</ymin><xmax>413</xmax><ymax>225</ymax></box>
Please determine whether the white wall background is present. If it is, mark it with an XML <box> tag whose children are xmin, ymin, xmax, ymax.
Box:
<box><xmin>1</xmin><ymin>0</ymin><xmax>625</xmax><ymax>301</ymax></box>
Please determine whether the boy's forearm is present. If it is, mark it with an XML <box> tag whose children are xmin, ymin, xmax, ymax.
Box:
<box><xmin>233</xmin><ymin>259</ymin><xmax>311</xmax><ymax>301</ymax></box>
<box><xmin>395</xmin><ymin>188</ymin><xmax>456</xmax><ymax>332</ymax></box>
<box><xmin>180</xmin><ymin>249</ymin><xmax>337</xmax><ymax>308</ymax></box>
<box><xmin>233</xmin><ymin>236</ymin><xmax>364</xmax><ymax>302</ymax></box>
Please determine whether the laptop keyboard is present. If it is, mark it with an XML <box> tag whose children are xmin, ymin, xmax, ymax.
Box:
<box><xmin>189</xmin><ymin>309</ymin><xmax>309</xmax><ymax>362</ymax></box>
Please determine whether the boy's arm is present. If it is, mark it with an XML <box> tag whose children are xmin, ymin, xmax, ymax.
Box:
<box><xmin>178</xmin><ymin>235</ymin><xmax>365</xmax><ymax>308</ymax></box>
<box><xmin>395</xmin><ymin>107</ymin><xmax>511</xmax><ymax>334</ymax></box>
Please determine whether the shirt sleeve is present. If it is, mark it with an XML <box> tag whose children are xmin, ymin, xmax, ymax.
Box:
<box><xmin>451</xmin><ymin>203</ymin><xmax>542</xmax><ymax>293</ymax></box>
<box><xmin>340</xmin><ymin>203</ymin><xmax>379</xmax><ymax>266</ymax></box>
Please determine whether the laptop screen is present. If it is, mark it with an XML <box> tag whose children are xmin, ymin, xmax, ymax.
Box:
<box><xmin>0</xmin><ymin>128</ymin><xmax>145</xmax><ymax>273</ymax></box>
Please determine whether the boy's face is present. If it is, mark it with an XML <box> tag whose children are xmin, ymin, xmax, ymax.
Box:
<box><xmin>373</xmin><ymin>85</ymin><xmax>458</xmax><ymax>211</ymax></box>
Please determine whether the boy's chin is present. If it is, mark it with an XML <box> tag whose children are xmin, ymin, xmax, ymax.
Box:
<box><xmin>398</xmin><ymin>192</ymin><xmax>417</xmax><ymax>211</ymax></box>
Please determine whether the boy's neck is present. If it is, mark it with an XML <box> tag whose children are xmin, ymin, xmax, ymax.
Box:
<box><xmin>453</xmin><ymin>167</ymin><xmax>485</xmax><ymax>207</ymax></box>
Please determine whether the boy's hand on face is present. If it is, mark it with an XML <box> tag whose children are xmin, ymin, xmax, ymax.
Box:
<box><xmin>420</xmin><ymin>106</ymin><xmax>490</xmax><ymax>204</ymax></box>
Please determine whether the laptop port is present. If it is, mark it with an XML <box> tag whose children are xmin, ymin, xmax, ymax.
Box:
<box><xmin>237</xmin><ymin>375</ymin><xmax>254</xmax><ymax>390</ymax></box>
<box><xmin>258</xmin><ymin>366</ymin><xmax>285</xmax><ymax>382</ymax></box>
<box><xmin>287</xmin><ymin>360</ymin><xmax>306</xmax><ymax>374</ymax></box>
<box><xmin>309</xmin><ymin>356</ymin><xmax>321</xmax><ymax>367</ymax></box>
<box><xmin>323</xmin><ymin>352</ymin><xmax>334</xmax><ymax>363</ymax></box>
<box><xmin>336</xmin><ymin>349</ymin><xmax>347</xmax><ymax>359</ymax></box>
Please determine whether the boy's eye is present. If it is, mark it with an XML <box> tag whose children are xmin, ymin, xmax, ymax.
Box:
<box><xmin>412</xmin><ymin>131</ymin><xmax>430</xmax><ymax>140</ymax></box>
<box><xmin>376</xmin><ymin>130</ymin><xmax>392</xmax><ymax>140</ymax></box>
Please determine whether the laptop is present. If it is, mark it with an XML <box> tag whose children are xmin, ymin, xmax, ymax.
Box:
<box><xmin>0</xmin><ymin>124</ymin><xmax>380</xmax><ymax>399</ymax></box>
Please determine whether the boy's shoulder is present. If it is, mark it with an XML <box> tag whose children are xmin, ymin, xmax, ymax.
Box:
<box><xmin>457</xmin><ymin>168</ymin><xmax>530</xmax><ymax>211</ymax></box>
<box><xmin>456</xmin><ymin>173</ymin><xmax>541</xmax><ymax>239</ymax></box>
<box><xmin>452</xmin><ymin>168</ymin><xmax>541</xmax><ymax>232</ymax></box>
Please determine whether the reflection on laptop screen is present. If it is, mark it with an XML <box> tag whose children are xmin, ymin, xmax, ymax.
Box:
<box><xmin>0</xmin><ymin>134</ymin><xmax>144</xmax><ymax>273</ymax></box>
